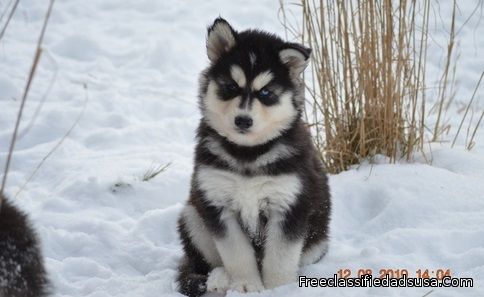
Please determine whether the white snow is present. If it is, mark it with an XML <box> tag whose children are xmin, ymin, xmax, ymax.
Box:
<box><xmin>0</xmin><ymin>0</ymin><xmax>483</xmax><ymax>296</ymax></box>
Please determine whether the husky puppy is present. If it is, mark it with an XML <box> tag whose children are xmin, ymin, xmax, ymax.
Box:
<box><xmin>177</xmin><ymin>18</ymin><xmax>331</xmax><ymax>297</ymax></box>
<box><xmin>0</xmin><ymin>194</ymin><xmax>49</xmax><ymax>297</ymax></box>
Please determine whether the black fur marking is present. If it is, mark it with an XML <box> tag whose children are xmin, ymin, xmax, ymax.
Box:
<box><xmin>216</xmin><ymin>79</ymin><xmax>240</xmax><ymax>101</ymax></box>
<box><xmin>196</xmin><ymin>120</ymin><xmax>302</xmax><ymax>165</ymax></box>
<box><xmin>189</xmin><ymin>188</ymin><xmax>226</xmax><ymax>237</ymax></box>
<box><xmin>0</xmin><ymin>195</ymin><xmax>49</xmax><ymax>297</ymax></box>
<box><xmin>215</xmin><ymin>78</ymin><xmax>280</xmax><ymax>108</ymax></box>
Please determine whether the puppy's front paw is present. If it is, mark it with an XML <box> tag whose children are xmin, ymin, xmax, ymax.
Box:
<box><xmin>263</xmin><ymin>271</ymin><xmax>297</xmax><ymax>289</ymax></box>
<box><xmin>230</xmin><ymin>278</ymin><xmax>264</xmax><ymax>293</ymax></box>
<box><xmin>206</xmin><ymin>267</ymin><xmax>230</xmax><ymax>293</ymax></box>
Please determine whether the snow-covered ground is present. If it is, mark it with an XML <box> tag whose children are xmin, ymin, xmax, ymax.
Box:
<box><xmin>0</xmin><ymin>0</ymin><xmax>483</xmax><ymax>296</ymax></box>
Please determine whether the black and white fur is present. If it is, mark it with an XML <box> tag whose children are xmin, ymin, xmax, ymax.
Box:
<box><xmin>177</xmin><ymin>18</ymin><xmax>331</xmax><ymax>297</ymax></box>
<box><xmin>0</xmin><ymin>194</ymin><xmax>49</xmax><ymax>297</ymax></box>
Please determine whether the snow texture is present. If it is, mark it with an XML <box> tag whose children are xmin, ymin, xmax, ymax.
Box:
<box><xmin>0</xmin><ymin>0</ymin><xmax>483</xmax><ymax>296</ymax></box>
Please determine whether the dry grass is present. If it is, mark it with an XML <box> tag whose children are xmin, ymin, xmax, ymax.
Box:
<box><xmin>0</xmin><ymin>0</ymin><xmax>55</xmax><ymax>208</ymax></box>
<box><xmin>142</xmin><ymin>162</ymin><xmax>171</xmax><ymax>182</ymax></box>
<box><xmin>452</xmin><ymin>71</ymin><xmax>484</xmax><ymax>149</ymax></box>
<box><xmin>14</xmin><ymin>83</ymin><xmax>88</xmax><ymax>198</ymax></box>
<box><xmin>0</xmin><ymin>0</ymin><xmax>20</xmax><ymax>41</ymax></box>
<box><xmin>280</xmin><ymin>0</ymin><xmax>468</xmax><ymax>173</ymax></box>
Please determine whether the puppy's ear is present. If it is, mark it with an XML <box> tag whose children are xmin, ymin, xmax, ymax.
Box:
<box><xmin>279</xmin><ymin>43</ymin><xmax>311</xmax><ymax>76</ymax></box>
<box><xmin>206</xmin><ymin>18</ymin><xmax>237</xmax><ymax>62</ymax></box>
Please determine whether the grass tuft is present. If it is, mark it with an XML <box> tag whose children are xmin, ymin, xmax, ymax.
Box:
<box><xmin>142</xmin><ymin>162</ymin><xmax>171</xmax><ymax>182</ymax></box>
<box><xmin>280</xmin><ymin>0</ymin><xmax>478</xmax><ymax>173</ymax></box>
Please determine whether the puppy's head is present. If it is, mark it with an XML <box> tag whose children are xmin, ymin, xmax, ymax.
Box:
<box><xmin>199</xmin><ymin>18</ymin><xmax>311</xmax><ymax>147</ymax></box>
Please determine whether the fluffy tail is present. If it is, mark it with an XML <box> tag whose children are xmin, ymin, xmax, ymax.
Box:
<box><xmin>0</xmin><ymin>195</ymin><xmax>50</xmax><ymax>297</ymax></box>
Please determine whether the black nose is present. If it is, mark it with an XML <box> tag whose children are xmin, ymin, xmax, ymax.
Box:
<box><xmin>234</xmin><ymin>115</ymin><xmax>253</xmax><ymax>130</ymax></box>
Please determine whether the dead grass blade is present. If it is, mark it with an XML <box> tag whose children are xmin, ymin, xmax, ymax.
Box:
<box><xmin>452</xmin><ymin>70</ymin><xmax>484</xmax><ymax>148</ymax></box>
<box><xmin>14</xmin><ymin>82</ymin><xmax>88</xmax><ymax>198</ymax></box>
<box><xmin>0</xmin><ymin>0</ymin><xmax>55</xmax><ymax>208</ymax></box>
<box><xmin>0</xmin><ymin>0</ymin><xmax>19</xmax><ymax>41</ymax></box>
<box><xmin>142</xmin><ymin>162</ymin><xmax>171</xmax><ymax>182</ymax></box>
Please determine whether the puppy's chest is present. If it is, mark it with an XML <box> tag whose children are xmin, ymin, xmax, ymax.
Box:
<box><xmin>196</xmin><ymin>166</ymin><xmax>302</xmax><ymax>234</ymax></box>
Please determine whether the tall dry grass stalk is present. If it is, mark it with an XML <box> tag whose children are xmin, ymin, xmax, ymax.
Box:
<box><xmin>452</xmin><ymin>71</ymin><xmax>484</xmax><ymax>149</ymax></box>
<box><xmin>0</xmin><ymin>0</ymin><xmax>55</xmax><ymax>209</ymax></box>
<box><xmin>0</xmin><ymin>0</ymin><xmax>20</xmax><ymax>41</ymax></box>
<box><xmin>280</xmin><ymin>0</ymin><xmax>460</xmax><ymax>173</ymax></box>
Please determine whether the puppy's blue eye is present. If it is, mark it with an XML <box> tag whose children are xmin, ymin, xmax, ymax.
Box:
<box><xmin>259</xmin><ymin>88</ymin><xmax>271</xmax><ymax>97</ymax></box>
<box><xmin>257</xmin><ymin>87</ymin><xmax>277</xmax><ymax>106</ymax></box>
